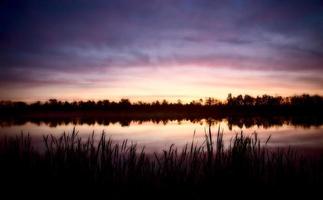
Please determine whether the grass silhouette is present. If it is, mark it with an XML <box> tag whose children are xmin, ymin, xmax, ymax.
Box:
<box><xmin>1</xmin><ymin>127</ymin><xmax>323</xmax><ymax>198</ymax></box>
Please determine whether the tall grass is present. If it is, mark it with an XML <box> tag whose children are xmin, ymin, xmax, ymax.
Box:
<box><xmin>0</xmin><ymin>127</ymin><xmax>323</xmax><ymax>197</ymax></box>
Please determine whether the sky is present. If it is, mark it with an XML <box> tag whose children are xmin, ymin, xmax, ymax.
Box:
<box><xmin>1</xmin><ymin>0</ymin><xmax>323</xmax><ymax>102</ymax></box>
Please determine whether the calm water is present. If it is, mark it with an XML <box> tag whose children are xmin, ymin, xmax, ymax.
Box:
<box><xmin>1</xmin><ymin>119</ymin><xmax>323</xmax><ymax>152</ymax></box>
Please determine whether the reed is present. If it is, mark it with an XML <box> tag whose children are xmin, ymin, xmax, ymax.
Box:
<box><xmin>0</xmin><ymin>127</ymin><xmax>322</xmax><ymax>197</ymax></box>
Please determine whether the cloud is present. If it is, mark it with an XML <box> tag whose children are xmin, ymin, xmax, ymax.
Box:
<box><xmin>0</xmin><ymin>0</ymin><xmax>323</xmax><ymax>99</ymax></box>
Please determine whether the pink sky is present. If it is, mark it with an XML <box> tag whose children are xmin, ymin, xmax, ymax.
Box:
<box><xmin>1</xmin><ymin>1</ymin><xmax>323</xmax><ymax>102</ymax></box>
<box><xmin>2</xmin><ymin>66</ymin><xmax>322</xmax><ymax>102</ymax></box>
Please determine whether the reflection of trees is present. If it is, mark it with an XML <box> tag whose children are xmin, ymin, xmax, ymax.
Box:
<box><xmin>1</xmin><ymin>114</ymin><xmax>322</xmax><ymax>129</ymax></box>
<box><xmin>0</xmin><ymin>93</ymin><xmax>322</xmax><ymax>129</ymax></box>
<box><xmin>119</xmin><ymin>119</ymin><xmax>131</xmax><ymax>127</ymax></box>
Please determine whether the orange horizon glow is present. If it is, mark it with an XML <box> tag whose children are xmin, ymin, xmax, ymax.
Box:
<box><xmin>1</xmin><ymin>65</ymin><xmax>322</xmax><ymax>103</ymax></box>
<box><xmin>2</xmin><ymin>1</ymin><xmax>323</xmax><ymax>103</ymax></box>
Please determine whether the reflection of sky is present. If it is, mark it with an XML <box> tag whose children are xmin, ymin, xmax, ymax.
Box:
<box><xmin>1</xmin><ymin>120</ymin><xmax>322</xmax><ymax>152</ymax></box>
<box><xmin>1</xmin><ymin>0</ymin><xmax>323</xmax><ymax>101</ymax></box>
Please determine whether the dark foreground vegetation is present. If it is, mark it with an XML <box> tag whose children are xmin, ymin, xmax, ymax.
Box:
<box><xmin>1</xmin><ymin>128</ymin><xmax>323</xmax><ymax>198</ymax></box>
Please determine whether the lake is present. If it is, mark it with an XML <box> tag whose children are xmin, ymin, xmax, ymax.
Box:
<box><xmin>1</xmin><ymin>118</ymin><xmax>323</xmax><ymax>152</ymax></box>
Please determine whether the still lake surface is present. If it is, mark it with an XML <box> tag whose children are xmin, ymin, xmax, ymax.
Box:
<box><xmin>1</xmin><ymin>118</ymin><xmax>323</xmax><ymax>152</ymax></box>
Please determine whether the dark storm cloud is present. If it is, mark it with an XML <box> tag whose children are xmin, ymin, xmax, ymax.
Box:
<box><xmin>1</xmin><ymin>0</ymin><xmax>323</xmax><ymax>87</ymax></box>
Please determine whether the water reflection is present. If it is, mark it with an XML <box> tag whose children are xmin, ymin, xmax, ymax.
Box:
<box><xmin>1</xmin><ymin>115</ymin><xmax>322</xmax><ymax>129</ymax></box>
<box><xmin>0</xmin><ymin>117</ymin><xmax>322</xmax><ymax>152</ymax></box>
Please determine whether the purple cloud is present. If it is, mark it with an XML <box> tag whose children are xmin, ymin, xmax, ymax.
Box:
<box><xmin>1</xmin><ymin>0</ymin><xmax>323</xmax><ymax>100</ymax></box>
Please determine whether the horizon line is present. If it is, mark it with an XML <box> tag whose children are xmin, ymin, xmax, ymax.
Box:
<box><xmin>1</xmin><ymin>93</ymin><xmax>322</xmax><ymax>104</ymax></box>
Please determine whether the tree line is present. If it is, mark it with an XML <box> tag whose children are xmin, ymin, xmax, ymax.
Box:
<box><xmin>0</xmin><ymin>94</ymin><xmax>323</xmax><ymax>114</ymax></box>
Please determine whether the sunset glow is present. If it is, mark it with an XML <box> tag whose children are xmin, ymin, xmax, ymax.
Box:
<box><xmin>1</xmin><ymin>66</ymin><xmax>323</xmax><ymax>102</ymax></box>
<box><xmin>1</xmin><ymin>0</ymin><xmax>323</xmax><ymax>101</ymax></box>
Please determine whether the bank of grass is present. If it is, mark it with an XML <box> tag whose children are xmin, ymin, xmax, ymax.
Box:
<box><xmin>0</xmin><ymin>128</ymin><xmax>323</xmax><ymax>198</ymax></box>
